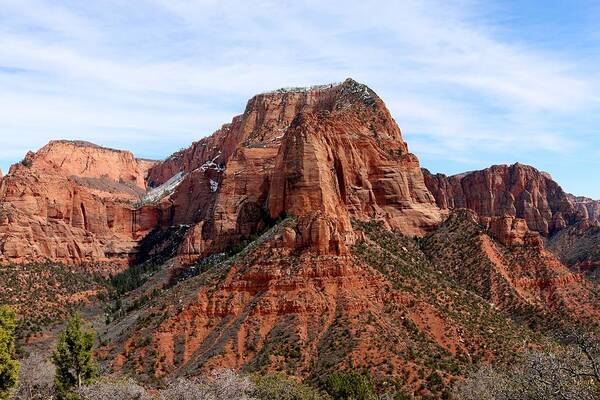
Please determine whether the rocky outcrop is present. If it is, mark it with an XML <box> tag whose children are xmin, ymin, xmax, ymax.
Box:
<box><xmin>154</xmin><ymin>79</ymin><xmax>442</xmax><ymax>260</ymax></box>
<box><xmin>483</xmin><ymin>216</ymin><xmax>543</xmax><ymax>248</ymax></box>
<box><xmin>547</xmin><ymin>221</ymin><xmax>600</xmax><ymax>281</ymax></box>
<box><xmin>423</xmin><ymin>163</ymin><xmax>580</xmax><ymax>236</ymax></box>
<box><xmin>30</xmin><ymin>140</ymin><xmax>156</xmax><ymax>190</ymax></box>
<box><xmin>1</xmin><ymin>80</ymin><xmax>443</xmax><ymax>265</ymax></box>
<box><xmin>568</xmin><ymin>194</ymin><xmax>600</xmax><ymax>225</ymax></box>
<box><xmin>422</xmin><ymin>210</ymin><xmax>598</xmax><ymax>323</ymax></box>
<box><xmin>0</xmin><ymin>141</ymin><xmax>161</xmax><ymax>265</ymax></box>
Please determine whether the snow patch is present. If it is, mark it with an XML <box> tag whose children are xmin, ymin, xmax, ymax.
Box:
<box><xmin>209</xmin><ymin>179</ymin><xmax>219</xmax><ymax>193</ymax></box>
<box><xmin>138</xmin><ymin>172</ymin><xmax>185</xmax><ymax>205</ymax></box>
<box><xmin>262</xmin><ymin>82</ymin><xmax>341</xmax><ymax>95</ymax></box>
<box><xmin>198</xmin><ymin>153</ymin><xmax>224</xmax><ymax>173</ymax></box>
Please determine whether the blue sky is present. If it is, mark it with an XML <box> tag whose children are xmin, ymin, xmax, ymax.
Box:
<box><xmin>1</xmin><ymin>0</ymin><xmax>599</xmax><ymax>198</ymax></box>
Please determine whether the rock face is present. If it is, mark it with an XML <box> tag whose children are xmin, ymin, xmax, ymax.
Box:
<box><xmin>0</xmin><ymin>80</ymin><xmax>442</xmax><ymax>266</ymax></box>
<box><xmin>0</xmin><ymin>141</ymin><xmax>160</xmax><ymax>265</ymax></box>
<box><xmin>568</xmin><ymin>194</ymin><xmax>600</xmax><ymax>225</ymax></box>
<box><xmin>423</xmin><ymin>164</ymin><xmax>580</xmax><ymax>236</ymax></box>
<box><xmin>151</xmin><ymin>79</ymin><xmax>442</xmax><ymax>260</ymax></box>
<box><xmin>103</xmin><ymin>211</ymin><xmax>599</xmax><ymax>396</ymax></box>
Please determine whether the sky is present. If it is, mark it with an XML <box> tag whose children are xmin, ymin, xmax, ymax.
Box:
<box><xmin>1</xmin><ymin>0</ymin><xmax>599</xmax><ymax>198</ymax></box>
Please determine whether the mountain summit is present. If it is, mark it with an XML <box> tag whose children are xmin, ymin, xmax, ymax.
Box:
<box><xmin>0</xmin><ymin>79</ymin><xmax>442</xmax><ymax>265</ymax></box>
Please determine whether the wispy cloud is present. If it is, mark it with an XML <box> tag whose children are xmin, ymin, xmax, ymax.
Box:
<box><xmin>0</xmin><ymin>0</ymin><xmax>598</xmax><ymax>196</ymax></box>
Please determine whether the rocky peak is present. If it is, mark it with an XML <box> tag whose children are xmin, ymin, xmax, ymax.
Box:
<box><xmin>146</xmin><ymin>78</ymin><xmax>406</xmax><ymax>187</ymax></box>
<box><xmin>423</xmin><ymin>163</ymin><xmax>580</xmax><ymax>236</ymax></box>
<box><xmin>149</xmin><ymin>79</ymin><xmax>442</xmax><ymax>260</ymax></box>
<box><xmin>567</xmin><ymin>194</ymin><xmax>600</xmax><ymax>224</ymax></box>
<box><xmin>20</xmin><ymin>140</ymin><xmax>157</xmax><ymax>190</ymax></box>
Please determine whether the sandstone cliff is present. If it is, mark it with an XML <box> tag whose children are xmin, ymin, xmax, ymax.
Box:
<box><xmin>0</xmin><ymin>141</ymin><xmax>160</xmax><ymax>265</ymax></box>
<box><xmin>423</xmin><ymin>163</ymin><xmax>581</xmax><ymax>236</ymax></box>
<box><xmin>0</xmin><ymin>80</ymin><xmax>442</xmax><ymax>265</ymax></box>
<box><xmin>567</xmin><ymin>194</ymin><xmax>600</xmax><ymax>225</ymax></box>
<box><xmin>151</xmin><ymin>79</ymin><xmax>443</xmax><ymax>261</ymax></box>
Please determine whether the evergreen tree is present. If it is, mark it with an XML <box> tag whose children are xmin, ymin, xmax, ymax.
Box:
<box><xmin>0</xmin><ymin>306</ymin><xmax>19</xmax><ymax>400</ymax></box>
<box><xmin>52</xmin><ymin>313</ymin><xmax>98</xmax><ymax>400</ymax></box>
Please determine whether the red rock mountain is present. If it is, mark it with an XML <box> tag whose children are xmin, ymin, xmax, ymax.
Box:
<box><xmin>422</xmin><ymin>164</ymin><xmax>600</xmax><ymax>279</ymax></box>
<box><xmin>2</xmin><ymin>80</ymin><xmax>599</xmax><ymax>397</ymax></box>
<box><xmin>0</xmin><ymin>140</ymin><xmax>159</xmax><ymax>265</ymax></box>
<box><xmin>0</xmin><ymin>80</ymin><xmax>442</xmax><ymax>266</ymax></box>
<box><xmin>422</xmin><ymin>163</ymin><xmax>583</xmax><ymax>236</ymax></box>
<box><xmin>81</xmin><ymin>81</ymin><xmax>596</xmax><ymax>396</ymax></box>
<box><xmin>145</xmin><ymin>79</ymin><xmax>443</xmax><ymax>263</ymax></box>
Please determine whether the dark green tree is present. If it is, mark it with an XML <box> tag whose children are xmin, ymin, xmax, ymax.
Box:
<box><xmin>52</xmin><ymin>313</ymin><xmax>98</xmax><ymax>400</ymax></box>
<box><xmin>0</xmin><ymin>306</ymin><xmax>19</xmax><ymax>400</ymax></box>
<box><xmin>324</xmin><ymin>371</ymin><xmax>377</xmax><ymax>400</ymax></box>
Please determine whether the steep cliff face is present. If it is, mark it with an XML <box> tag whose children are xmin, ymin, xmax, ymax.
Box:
<box><xmin>154</xmin><ymin>79</ymin><xmax>442</xmax><ymax>260</ymax></box>
<box><xmin>568</xmin><ymin>194</ymin><xmax>600</xmax><ymax>225</ymax></box>
<box><xmin>423</xmin><ymin>163</ymin><xmax>580</xmax><ymax>236</ymax></box>
<box><xmin>0</xmin><ymin>80</ymin><xmax>442</xmax><ymax>265</ymax></box>
<box><xmin>0</xmin><ymin>141</ymin><xmax>160</xmax><ymax>265</ymax></box>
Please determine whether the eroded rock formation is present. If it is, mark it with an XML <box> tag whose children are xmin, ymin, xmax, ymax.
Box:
<box><xmin>423</xmin><ymin>163</ymin><xmax>581</xmax><ymax>236</ymax></box>
<box><xmin>0</xmin><ymin>141</ymin><xmax>161</xmax><ymax>265</ymax></box>
<box><xmin>568</xmin><ymin>194</ymin><xmax>600</xmax><ymax>225</ymax></box>
<box><xmin>0</xmin><ymin>80</ymin><xmax>442</xmax><ymax>265</ymax></box>
<box><xmin>153</xmin><ymin>79</ymin><xmax>443</xmax><ymax>261</ymax></box>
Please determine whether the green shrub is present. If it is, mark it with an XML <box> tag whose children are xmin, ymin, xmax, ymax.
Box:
<box><xmin>52</xmin><ymin>313</ymin><xmax>98</xmax><ymax>399</ymax></box>
<box><xmin>324</xmin><ymin>371</ymin><xmax>377</xmax><ymax>400</ymax></box>
<box><xmin>0</xmin><ymin>306</ymin><xmax>19</xmax><ymax>400</ymax></box>
<box><xmin>252</xmin><ymin>372</ymin><xmax>331</xmax><ymax>400</ymax></box>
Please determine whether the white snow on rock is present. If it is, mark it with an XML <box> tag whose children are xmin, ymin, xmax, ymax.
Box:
<box><xmin>138</xmin><ymin>172</ymin><xmax>185</xmax><ymax>206</ymax></box>
<box><xmin>209</xmin><ymin>179</ymin><xmax>219</xmax><ymax>192</ymax></box>
<box><xmin>262</xmin><ymin>82</ymin><xmax>341</xmax><ymax>95</ymax></box>
<box><xmin>198</xmin><ymin>153</ymin><xmax>224</xmax><ymax>173</ymax></box>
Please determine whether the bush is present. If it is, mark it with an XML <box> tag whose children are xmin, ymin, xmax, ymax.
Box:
<box><xmin>454</xmin><ymin>339</ymin><xmax>600</xmax><ymax>400</ymax></box>
<box><xmin>160</xmin><ymin>370</ymin><xmax>255</xmax><ymax>400</ymax></box>
<box><xmin>252</xmin><ymin>372</ymin><xmax>331</xmax><ymax>400</ymax></box>
<box><xmin>323</xmin><ymin>371</ymin><xmax>377</xmax><ymax>400</ymax></box>
<box><xmin>15</xmin><ymin>352</ymin><xmax>55</xmax><ymax>400</ymax></box>
<box><xmin>77</xmin><ymin>377</ymin><xmax>151</xmax><ymax>400</ymax></box>
<box><xmin>74</xmin><ymin>370</ymin><xmax>338</xmax><ymax>400</ymax></box>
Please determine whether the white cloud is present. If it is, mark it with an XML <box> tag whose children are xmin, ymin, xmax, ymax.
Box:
<box><xmin>0</xmin><ymin>0</ymin><xmax>598</xmax><ymax>196</ymax></box>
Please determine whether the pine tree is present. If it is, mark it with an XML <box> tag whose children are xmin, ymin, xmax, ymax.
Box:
<box><xmin>52</xmin><ymin>313</ymin><xmax>98</xmax><ymax>400</ymax></box>
<box><xmin>0</xmin><ymin>306</ymin><xmax>19</xmax><ymax>400</ymax></box>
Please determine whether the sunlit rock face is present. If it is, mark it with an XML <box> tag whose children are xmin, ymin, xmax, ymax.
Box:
<box><xmin>0</xmin><ymin>140</ymin><xmax>159</xmax><ymax>265</ymax></box>
<box><xmin>423</xmin><ymin>163</ymin><xmax>582</xmax><ymax>236</ymax></box>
